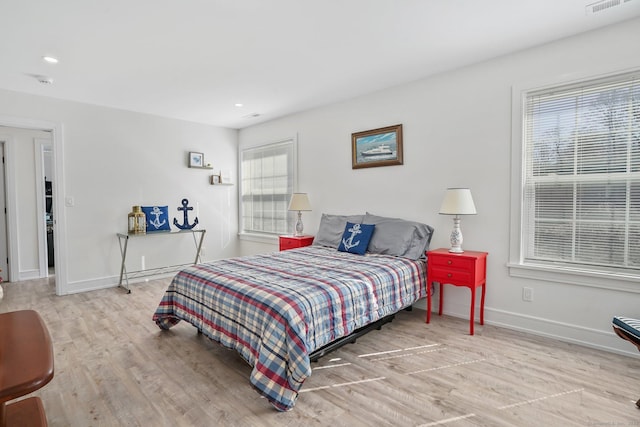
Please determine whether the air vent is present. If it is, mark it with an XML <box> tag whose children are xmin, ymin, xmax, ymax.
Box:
<box><xmin>33</xmin><ymin>75</ymin><xmax>53</xmax><ymax>84</ymax></box>
<box><xmin>586</xmin><ymin>0</ymin><xmax>634</xmax><ymax>14</ymax></box>
<box><xmin>243</xmin><ymin>113</ymin><xmax>261</xmax><ymax>119</ymax></box>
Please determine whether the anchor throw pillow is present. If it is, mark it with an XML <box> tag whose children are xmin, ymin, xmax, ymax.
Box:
<box><xmin>142</xmin><ymin>206</ymin><xmax>171</xmax><ymax>232</ymax></box>
<box><xmin>337</xmin><ymin>222</ymin><xmax>375</xmax><ymax>255</ymax></box>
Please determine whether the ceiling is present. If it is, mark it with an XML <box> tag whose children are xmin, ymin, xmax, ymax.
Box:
<box><xmin>2</xmin><ymin>0</ymin><xmax>639</xmax><ymax>129</ymax></box>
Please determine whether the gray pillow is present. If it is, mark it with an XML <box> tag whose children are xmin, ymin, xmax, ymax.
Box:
<box><xmin>313</xmin><ymin>213</ymin><xmax>365</xmax><ymax>248</ymax></box>
<box><xmin>363</xmin><ymin>213</ymin><xmax>434</xmax><ymax>260</ymax></box>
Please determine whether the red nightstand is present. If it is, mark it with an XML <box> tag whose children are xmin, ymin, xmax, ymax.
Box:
<box><xmin>426</xmin><ymin>248</ymin><xmax>488</xmax><ymax>335</ymax></box>
<box><xmin>279</xmin><ymin>235</ymin><xmax>314</xmax><ymax>251</ymax></box>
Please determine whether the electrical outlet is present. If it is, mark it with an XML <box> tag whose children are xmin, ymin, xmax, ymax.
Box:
<box><xmin>522</xmin><ymin>287</ymin><xmax>533</xmax><ymax>302</ymax></box>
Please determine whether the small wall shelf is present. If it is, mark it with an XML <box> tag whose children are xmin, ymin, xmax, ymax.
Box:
<box><xmin>189</xmin><ymin>165</ymin><xmax>213</xmax><ymax>169</ymax></box>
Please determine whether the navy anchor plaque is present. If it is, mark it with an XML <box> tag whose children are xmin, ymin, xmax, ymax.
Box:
<box><xmin>173</xmin><ymin>198</ymin><xmax>199</xmax><ymax>230</ymax></box>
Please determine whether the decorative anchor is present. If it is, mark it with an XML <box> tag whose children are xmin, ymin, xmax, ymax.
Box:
<box><xmin>173</xmin><ymin>198</ymin><xmax>199</xmax><ymax>230</ymax></box>
<box><xmin>341</xmin><ymin>223</ymin><xmax>362</xmax><ymax>251</ymax></box>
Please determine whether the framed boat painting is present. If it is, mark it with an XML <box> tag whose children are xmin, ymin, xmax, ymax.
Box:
<box><xmin>351</xmin><ymin>124</ymin><xmax>403</xmax><ymax>169</ymax></box>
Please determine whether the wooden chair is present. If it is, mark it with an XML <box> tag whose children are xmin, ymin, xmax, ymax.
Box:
<box><xmin>612</xmin><ymin>316</ymin><xmax>640</xmax><ymax>409</ymax></box>
<box><xmin>0</xmin><ymin>310</ymin><xmax>54</xmax><ymax>426</ymax></box>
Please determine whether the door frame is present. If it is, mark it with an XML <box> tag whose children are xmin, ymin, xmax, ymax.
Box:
<box><xmin>0</xmin><ymin>142</ymin><xmax>8</xmax><ymax>281</ymax></box>
<box><xmin>34</xmin><ymin>138</ymin><xmax>52</xmax><ymax>277</ymax></box>
<box><xmin>0</xmin><ymin>116</ymin><xmax>67</xmax><ymax>295</ymax></box>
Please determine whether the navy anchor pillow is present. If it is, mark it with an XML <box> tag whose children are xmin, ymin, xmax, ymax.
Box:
<box><xmin>337</xmin><ymin>222</ymin><xmax>375</xmax><ymax>255</ymax></box>
<box><xmin>142</xmin><ymin>206</ymin><xmax>171</xmax><ymax>232</ymax></box>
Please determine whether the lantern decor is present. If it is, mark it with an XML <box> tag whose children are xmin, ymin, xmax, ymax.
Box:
<box><xmin>128</xmin><ymin>205</ymin><xmax>147</xmax><ymax>234</ymax></box>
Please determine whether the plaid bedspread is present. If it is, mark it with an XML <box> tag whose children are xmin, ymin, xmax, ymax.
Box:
<box><xmin>152</xmin><ymin>246</ymin><xmax>426</xmax><ymax>411</ymax></box>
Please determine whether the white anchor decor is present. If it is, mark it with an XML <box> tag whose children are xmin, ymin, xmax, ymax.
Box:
<box><xmin>341</xmin><ymin>223</ymin><xmax>363</xmax><ymax>251</ymax></box>
<box><xmin>141</xmin><ymin>205</ymin><xmax>171</xmax><ymax>232</ymax></box>
<box><xmin>173</xmin><ymin>198</ymin><xmax>199</xmax><ymax>230</ymax></box>
<box><xmin>148</xmin><ymin>206</ymin><xmax>167</xmax><ymax>229</ymax></box>
<box><xmin>337</xmin><ymin>222</ymin><xmax>375</xmax><ymax>255</ymax></box>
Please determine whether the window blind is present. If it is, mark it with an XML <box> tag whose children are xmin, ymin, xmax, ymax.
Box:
<box><xmin>523</xmin><ymin>71</ymin><xmax>640</xmax><ymax>273</ymax></box>
<box><xmin>240</xmin><ymin>139</ymin><xmax>295</xmax><ymax>235</ymax></box>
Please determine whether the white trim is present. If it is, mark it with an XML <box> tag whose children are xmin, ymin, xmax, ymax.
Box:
<box><xmin>34</xmin><ymin>138</ymin><xmax>50</xmax><ymax>278</ymax></box>
<box><xmin>0</xmin><ymin>134</ymin><xmax>19</xmax><ymax>283</ymax></box>
<box><xmin>416</xmin><ymin>304</ymin><xmax>640</xmax><ymax>359</ymax></box>
<box><xmin>484</xmin><ymin>307</ymin><xmax>640</xmax><ymax>359</ymax></box>
<box><xmin>0</xmin><ymin>115</ymin><xmax>67</xmax><ymax>295</ymax></box>
<box><xmin>509</xmin><ymin>66</ymin><xmax>640</xmax><ymax>289</ymax></box>
<box><xmin>238</xmin><ymin>232</ymin><xmax>279</xmax><ymax>245</ymax></box>
<box><xmin>237</xmin><ymin>134</ymin><xmax>299</xmax><ymax>236</ymax></box>
<box><xmin>507</xmin><ymin>262</ymin><xmax>640</xmax><ymax>293</ymax></box>
<box><xmin>18</xmin><ymin>269</ymin><xmax>41</xmax><ymax>281</ymax></box>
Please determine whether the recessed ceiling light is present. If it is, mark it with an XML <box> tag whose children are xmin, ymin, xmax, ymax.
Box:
<box><xmin>42</xmin><ymin>56</ymin><xmax>59</xmax><ymax>64</ymax></box>
<box><xmin>234</xmin><ymin>103</ymin><xmax>244</xmax><ymax>108</ymax></box>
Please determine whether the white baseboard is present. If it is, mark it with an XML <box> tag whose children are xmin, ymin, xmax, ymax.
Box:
<box><xmin>19</xmin><ymin>269</ymin><xmax>42</xmax><ymax>281</ymax></box>
<box><xmin>415</xmin><ymin>299</ymin><xmax>639</xmax><ymax>359</ymax></box>
<box><xmin>60</xmin><ymin>273</ymin><xmax>175</xmax><ymax>295</ymax></box>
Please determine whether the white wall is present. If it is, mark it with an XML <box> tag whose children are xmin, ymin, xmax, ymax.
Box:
<box><xmin>239</xmin><ymin>18</ymin><xmax>640</xmax><ymax>355</ymax></box>
<box><xmin>0</xmin><ymin>89</ymin><xmax>239</xmax><ymax>294</ymax></box>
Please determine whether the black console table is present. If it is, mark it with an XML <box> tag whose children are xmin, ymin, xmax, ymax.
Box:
<box><xmin>117</xmin><ymin>229</ymin><xmax>206</xmax><ymax>293</ymax></box>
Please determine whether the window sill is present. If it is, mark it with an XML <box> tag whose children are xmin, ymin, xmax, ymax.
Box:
<box><xmin>238</xmin><ymin>233</ymin><xmax>279</xmax><ymax>245</ymax></box>
<box><xmin>507</xmin><ymin>262</ymin><xmax>640</xmax><ymax>294</ymax></box>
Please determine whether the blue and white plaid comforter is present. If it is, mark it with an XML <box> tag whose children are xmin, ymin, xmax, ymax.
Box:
<box><xmin>153</xmin><ymin>246</ymin><xmax>426</xmax><ymax>411</ymax></box>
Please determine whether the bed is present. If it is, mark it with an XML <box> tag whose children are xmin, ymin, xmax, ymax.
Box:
<box><xmin>152</xmin><ymin>213</ymin><xmax>434</xmax><ymax>411</ymax></box>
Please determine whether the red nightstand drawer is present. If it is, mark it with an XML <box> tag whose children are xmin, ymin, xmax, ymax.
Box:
<box><xmin>279</xmin><ymin>235</ymin><xmax>314</xmax><ymax>251</ymax></box>
<box><xmin>430</xmin><ymin>255</ymin><xmax>475</xmax><ymax>271</ymax></box>
<box><xmin>430</xmin><ymin>269</ymin><xmax>472</xmax><ymax>286</ymax></box>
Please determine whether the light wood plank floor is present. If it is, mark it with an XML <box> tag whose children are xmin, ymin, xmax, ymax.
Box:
<box><xmin>1</xmin><ymin>277</ymin><xmax>639</xmax><ymax>426</ymax></box>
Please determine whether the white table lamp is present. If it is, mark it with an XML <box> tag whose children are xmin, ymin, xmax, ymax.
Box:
<box><xmin>288</xmin><ymin>193</ymin><xmax>312</xmax><ymax>236</ymax></box>
<box><xmin>439</xmin><ymin>188</ymin><xmax>477</xmax><ymax>253</ymax></box>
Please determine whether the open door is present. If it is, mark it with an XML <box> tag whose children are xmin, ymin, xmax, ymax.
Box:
<box><xmin>0</xmin><ymin>142</ymin><xmax>8</xmax><ymax>281</ymax></box>
<box><xmin>35</xmin><ymin>138</ymin><xmax>53</xmax><ymax>277</ymax></box>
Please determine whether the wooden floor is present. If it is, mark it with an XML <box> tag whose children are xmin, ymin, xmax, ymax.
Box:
<box><xmin>1</xmin><ymin>277</ymin><xmax>639</xmax><ymax>426</ymax></box>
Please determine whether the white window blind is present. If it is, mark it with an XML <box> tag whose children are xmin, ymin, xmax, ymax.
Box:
<box><xmin>523</xmin><ymin>71</ymin><xmax>640</xmax><ymax>273</ymax></box>
<box><xmin>240</xmin><ymin>139</ymin><xmax>295</xmax><ymax>235</ymax></box>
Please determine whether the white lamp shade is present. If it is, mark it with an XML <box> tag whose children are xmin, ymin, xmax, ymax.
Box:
<box><xmin>288</xmin><ymin>193</ymin><xmax>312</xmax><ymax>211</ymax></box>
<box><xmin>439</xmin><ymin>188</ymin><xmax>477</xmax><ymax>215</ymax></box>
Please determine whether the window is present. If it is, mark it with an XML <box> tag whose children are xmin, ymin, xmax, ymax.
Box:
<box><xmin>240</xmin><ymin>138</ymin><xmax>296</xmax><ymax>237</ymax></box>
<box><xmin>517</xmin><ymin>71</ymin><xmax>640</xmax><ymax>278</ymax></box>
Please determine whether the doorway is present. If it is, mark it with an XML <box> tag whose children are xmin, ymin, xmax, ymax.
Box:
<box><xmin>35</xmin><ymin>138</ymin><xmax>54</xmax><ymax>276</ymax></box>
<box><xmin>0</xmin><ymin>118</ymin><xmax>66</xmax><ymax>295</ymax></box>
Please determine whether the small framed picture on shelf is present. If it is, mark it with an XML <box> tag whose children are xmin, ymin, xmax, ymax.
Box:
<box><xmin>189</xmin><ymin>152</ymin><xmax>204</xmax><ymax>168</ymax></box>
<box><xmin>220</xmin><ymin>169</ymin><xmax>232</xmax><ymax>184</ymax></box>
<box><xmin>210</xmin><ymin>174</ymin><xmax>221</xmax><ymax>185</ymax></box>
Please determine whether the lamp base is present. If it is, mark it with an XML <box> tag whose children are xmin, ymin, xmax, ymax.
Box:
<box><xmin>294</xmin><ymin>211</ymin><xmax>304</xmax><ymax>236</ymax></box>
<box><xmin>449</xmin><ymin>216</ymin><xmax>464</xmax><ymax>253</ymax></box>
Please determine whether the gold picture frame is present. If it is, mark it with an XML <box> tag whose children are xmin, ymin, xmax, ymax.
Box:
<box><xmin>351</xmin><ymin>124</ymin><xmax>403</xmax><ymax>169</ymax></box>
